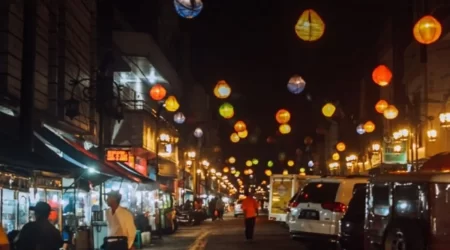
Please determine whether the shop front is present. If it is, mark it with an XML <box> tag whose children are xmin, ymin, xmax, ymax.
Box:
<box><xmin>29</xmin><ymin>175</ymin><xmax>63</xmax><ymax>229</ymax></box>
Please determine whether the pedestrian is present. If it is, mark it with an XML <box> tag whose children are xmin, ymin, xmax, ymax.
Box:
<box><xmin>215</xmin><ymin>196</ymin><xmax>225</xmax><ymax>220</ymax></box>
<box><xmin>15</xmin><ymin>201</ymin><xmax>63</xmax><ymax>250</ymax></box>
<box><xmin>241</xmin><ymin>190</ymin><xmax>259</xmax><ymax>241</ymax></box>
<box><xmin>105</xmin><ymin>191</ymin><xmax>137</xmax><ymax>250</ymax></box>
<box><xmin>208</xmin><ymin>198</ymin><xmax>216</xmax><ymax>221</ymax></box>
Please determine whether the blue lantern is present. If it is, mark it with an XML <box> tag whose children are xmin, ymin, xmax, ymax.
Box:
<box><xmin>356</xmin><ymin>124</ymin><xmax>365</xmax><ymax>135</ymax></box>
<box><xmin>173</xmin><ymin>112</ymin><xmax>185</xmax><ymax>124</ymax></box>
<box><xmin>174</xmin><ymin>0</ymin><xmax>203</xmax><ymax>19</ymax></box>
<box><xmin>287</xmin><ymin>75</ymin><xmax>306</xmax><ymax>94</ymax></box>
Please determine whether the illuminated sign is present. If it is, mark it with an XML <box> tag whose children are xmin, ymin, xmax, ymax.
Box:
<box><xmin>105</xmin><ymin>149</ymin><xmax>130</xmax><ymax>162</ymax></box>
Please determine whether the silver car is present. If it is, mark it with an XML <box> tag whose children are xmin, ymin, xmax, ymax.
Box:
<box><xmin>234</xmin><ymin>200</ymin><xmax>244</xmax><ymax>217</ymax></box>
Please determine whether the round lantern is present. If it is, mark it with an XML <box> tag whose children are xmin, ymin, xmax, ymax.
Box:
<box><xmin>265</xmin><ymin>169</ymin><xmax>272</xmax><ymax>177</ymax></box>
<box><xmin>149</xmin><ymin>84</ymin><xmax>167</xmax><ymax>101</ymax></box>
<box><xmin>304</xmin><ymin>136</ymin><xmax>313</xmax><ymax>145</ymax></box>
<box><xmin>234</xmin><ymin>120</ymin><xmax>246</xmax><ymax>132</ymax></box>
<box><xmin>173</xmin><ymin>112</ymin><xmax>185</xmax><ymax>124</ymax></box>
<box><xmin>223</xmin><ymin>167</ymin><xmax>229</xmax><ymax>173</ymax></box>
<box><xmin>235</xmin><ymin>171</ymin><xmax>240</xmax><ymax>177</ymax></box>
<box><xmin>230</xmin><ymin>133</ymin><xmax>240</xmax><ymax>143</ymax></box>
<box><xmin>413</xmin><ymin>15</ymin><xmax>442</xmax><ymax>45</ymax></box>
<box><xmin>238</xmin><ymin>130</ymin><xmax>248</xmax><ymax>139</ymax></box>
<box><xmin>165</xmin><ymin>95</ymin><xmax>180</xmax><ymax>112</ymax></box>
<box><xmin>193</xmin><ymin>127</ymin><xmax>203</xmax><ymax>138</ymax></box>
<box><xmin>282</xmin><ymin>169</ymin><xmax>289</xmax><ymax>176</ymax></box>
<box><xmin>219</xmin><ymin>102</ymin><xmax>234</xmax><ymax>119</ymax></box>
<box><xmin>245</xmin><ymin>160</ymin><xmax>252</xmax><ymax>167</ymax></box>
<box><xmin>267</xmin><ymin>160</ymin><xmax>274</xmax><ymax>167</ymax></box>
<box><xmin>322</xmin><ymin>103</ymin><xmax>336</xmax><ymax>118</ymax></box>
<box><xmin>275</xmin><ymin>109</ymin><xmax>291</xmax><ymax>124</ymax></box>
<box><xmin>279</xmin><ymin>124</ymin><xmax>291</xmax><ymax>134</ymax></box>
<box><xmin>364</xmin><ymin>121</ymin><xmax>376</xmax><ymax>133</ymax></box>
<box><xmin>383</xmin><ymin>105</ymin><xmax>399</xmax><ymax>120</ymax></box>
<box><xmin>375</xmin><ymin>99</ymin><xmax>389</xmax><ymax>114</ymax></box>
<box><xmin>372</xmin><ymin>65</ymin><xmax>392</xmax><ymax>87</ymax></box>
<box><xmin>356</xmin><ymin>124</ymin><xmax>365</xmax><ymax>135</ymax></box>
<box><xmin>244</xmin><ymin>169</ymin><xmax>249</xmax><ymax>175</ymax></box>
<box><xmin>287</xmin><ymin>75</ymin><xmax>306</xmax><ymax>94</ymax></box>
<box><xmin>287</xmin><ymin>160</ymin><xmax>294</xmax><ymax>167</ymax></box>
<box><xmin>336</xmin><ymin>142</ymin><xmax>346</xmax><ymax>152</ymax></box>
<box><xmin>332</xmin><ymin>152</ymin><xmax>340</xmax><ymax>161</ymax></box>
<box><xmin>295</xmin><ymin>9</ymin><xmax>325</xmax><ymax>42</ymax></box>
<box><xmin>174</xmin><ymin>0</ymin><xmax>203</xmax><ymax>19</ymax></box>
<box><xmin>230</xmin><ymin>167</ymin><xmax>236</xmax><ymax>174</ymax></box>
<box><xmin>228</xmin><ymin>157</ymin><xmax>236</xmax><ymax>164</ymax></box>
<box><xmin>252</xmin><ymin>158</ymin><xmax>259</xmax><ymax>165</ymax></box>
<box><xmin>214</xmin><ymin>80</ymin><xmax>231</xmax><ymax>99</ymax></box>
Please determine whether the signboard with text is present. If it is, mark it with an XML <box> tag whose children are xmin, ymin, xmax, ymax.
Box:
<box><xmin>105</xmin><ymin>149</ymin><xmax>130</xmax><ymax>162</ymax></box>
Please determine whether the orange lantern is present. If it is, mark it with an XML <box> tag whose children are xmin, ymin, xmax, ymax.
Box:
<box><xmin>213</xmin><ymin>80</ymin><xmax>231</xmax><ymax>99</ymax></box>
<box><xmin>372</xmin><ymin>65</ymin><xmax>392</xmax><ymax>87</ymax></box>
<box><xmin>275</xmin><ymin>109</ymin><xmax>291</xmax><ymax>124</ymax></box>
<box><xmin>413</xmin><ymin>15</ymin><xmax>442</xmax><ymax>45</ymax></box>
<box><xmin>363</xmin><ymin>121</ymin><xmax>376</xmax><ymax>133</ymax></box>
<box><xmin>375</xmin><ymin>99</ymin><xmax>389</xmax><ymax>114</ymax></box>
<box><xmin>223</xmin><ymin>167</ymin><xmax>230</xmax><ymax>173</ymax></box>
<box><xmin>149</xmin><ymin>84</ymin><xmax>167</xmax><ymax>101</ymax></box>
<box><xmin>383</xmin><ymin>105</ymin><xmax>399</xmax><ymax>120</ymax></box>
<box><xmin>234</xmin><ymin>121</ymin><xmax>246</xmax><ymax>132</ymax></box>
<box><xmin>336</xmin><ymin>142</ymin><xmax>346</xmax><ymax>152</ymax></box>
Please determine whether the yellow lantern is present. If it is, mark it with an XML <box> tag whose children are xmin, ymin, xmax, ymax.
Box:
<box><xmin>219</xmin><ymin>102</ymin><xmax>234</xmax><ymax>119</ymax></box>
<box><xmin>214</xmin><ymin>80</ymin><xmax>231</xmax><ymax>99</ymax></box>
<box><xmin>375</xmin><ymin>99</ymin><xmax>389</xmax><ymax>114</ymax></box>
<box><xmin>228</xmin><ymin>157</ymin><xmax>236</xmax><ymax>164</ymax></box>
<box><xmin>413</xmin><ymin>15</ymin><xmax>442</xmax><ymax>45</ymax></box>
<box><xmin>336</xmin><ymin>142</ymin><xmax>346</xmax><ymax>152</ymax></box>
<box><xmin>245</xmin><ymin>160</ymin><xmax>252</xmax><ymax>167</ymax></box>
<box><xmin>279</xmin><ymin>124</ymin><xmax>291</xmax><ymax>135</ymax></box>
<box><xmin>234</xmin><ymin>120</ymin><xmax>247</xmax><ymax>132</ymax></box>
<box><xmin>364</xmin><ymin>121</ymin><xmax>376</xmax><ymax>133</ymax></box>
<box><xmin>165</xmin><ymin>95</ymin><xmax>180</xmax><ymax>112</ymax></box>
<box><xmin>223</xmin><ymin>167</ymin><xmax>229</xmax><ymax>173</ymax></box>
<box><xmin>238</xmin><ymin>130</ymin><xmax>248</xmax><ymax>139</ymax></box>
<box><xmin>295</xmin><ymin>9</ymin><xmax>325</xmax><ymax>42</ymax></box>
<box><xmin>322</xmin><ymin>103</ymin><xmax>336</xmax><ymax>118</ymax></box>
<box><xmin>275</xmin><ymin>109</ymin><xmax>291</xmax><ymax>124</ymax></box>
<box><xmin>287</xmin><ymin>160</ymin><xmax>294</xmax><ymax>167</ymax></box>
<box><xmin>383</xmin><ymin>105</ymin><xmax>398</xmax><ymax>120</ymax></box>
<box><xmin>230</xmin><ymin>133</ymin><xmax>240</xmax><ymax>143</ymax></box>
<box><xmin>282</xmin><ymin>169</ymin><xmax>289</xmax><ymax>176</ymax></box>
<box><xmin>265</xmin><ymin>169</ymin><xmax>272</xmax><ymax>177</ymax></box>
<box><xmin>332</xmin><ymin>152</ymin><xmax>340</xmax><ymax>161</ymax></box>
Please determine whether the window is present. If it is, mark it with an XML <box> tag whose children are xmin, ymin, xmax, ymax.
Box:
<box><xmin>393</xmin><ymin>185</ymin><xmax>420</xmax><ymax>218</ymax></box>
<box><xmin>298</xmin><ymin>182</ymin><xmax>339</xmax><ymax>203</ymax></box>
<box><xmin>372</xmin><ymin>185</ymin><xmax>390</xmax><ymax>216</ymax></box>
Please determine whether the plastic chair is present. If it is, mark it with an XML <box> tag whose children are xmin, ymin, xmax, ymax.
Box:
<box><xmin>134</xmin><ymin>230</ymin><xmax>142</xmax><ymax>249</ymax></box>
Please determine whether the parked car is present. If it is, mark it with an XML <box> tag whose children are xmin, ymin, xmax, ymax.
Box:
<box><xmin>234</xmin><ymin>200</ymin><xmax>244</xmax><ymax>217</ymax></box>
<box><xmin>288</xmin><ymin>176</ymin><xmax>368</xmax><ymax>248</ymax></box>
<box><xmin>338</xmin><ymin>184</ymin><xmax>366</xmax><ymax>250</ymax></box>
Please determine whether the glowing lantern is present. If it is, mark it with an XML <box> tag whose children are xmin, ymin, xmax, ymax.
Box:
<box><xmin>413</xmin><ymin>15</ymin><xmax>442</xmax><ymax>45</ymax></box>
<box><xmin>372</xmin><ymin>65</ymin><xmax>392</xmax><ymax>87</ymax></box>
<box><xmin>322</xmin><ymin>103</ymin><xmax>336</xmax><ymax>118</ymax></box>
<box><xmin>336</xmin><ymin>142</ymin><xmax>346</xmax><ymax>152</ymax></box>
<box><xmin>234</xmin><ymin>121</ymin><xmax>246</xmax><ymax>132</ymax></box>
<box><xmin>383</xmin><ymin>105</ymin><xmax>399</xmax><ymax>120</ymax></box>
<box><xmin>252</xmin><ymin>158</ymin><xmax>259</xmax><ymax>165</ymax></box>
<box><xmin>275</xmin><ymin>109</ymin><xmax>291</xmax><ymax>124</ymax></box>
<box><xmin>231</xmin><ymin>167</ymin><xmax>236</xmax><ymax>174</ymax></box>
<box><xmin>300</xmin><ymin>168</ymin><xmax>305</xmax><ymax>173</ymax></box>
<box><xmin>238</xmin><ymin>130</ymin><xmax>248</xmax><ymax>139</ymax></box>
<box><xmin>279</xmin><ymin>124</ymin><xmax>291</xmax><ymax>134</ymax></box>
<box><xmin>332</xmin><ymin>153</ymin><xmax>340</xmax><ymax>161</ymax></box>
<box><xmin>287</xmin><ymin>160</ymin><xmax>294</xmax><ymax>167</ymax></box>
<box><xmin>214</xmin><ymin>80</ymin><xmax>231</xmax><ymax>99</ymax></box>
<box><xmin>356</xmin><ymin>124</ymin><xmax>365</xmax><ymax>135</ymax></box>
<box><xmin>364</xmin><ymin>121</ymin><xmax>376</xmax><ymax>133</ymax></box>
<box><xmin>295</xmin><ymin>9</ymin><xmax>325</xmax><ymax>42</ymax></box>
<box><xmin>149</xmin><ymin>84</ymin><xmax>167</xmax><ymax>101</ymax></box>
<box><xmin>235</xmin><ymin>171</ymin><xmax>240</xmax><ymax>177</ymax></box>
<box><xmin>193</xmin><ymin>128</ymin><xmax>203</xmax><ymax>138</ymax></box>
<box><xmin>282</xmin><ymin>169</ymin><xmax>289</xmax><ymax>176</ymax></box>
<box><xmin>165</xmin><ymin>95</ymin><xmax>180</xmax><ymax>112</ymax></box>
<box><xmin>267</xmin><ymin>160</ymin><xmax>274</xmax><ymax>167</ymax></box>
<box><xmin>228</xmin><ymin>157</ymin><xmax>236</xmax><ymax>164</ymax></box>
<box><xmin>287</xmin><ymin>75</ymin><xmax>306</xmax><ymax>94</ymax></box>
<box><xmin>173</xmin><ymin>112</ymin><xmax>185</xmax><ymax>124</ymax></box>
<box><xmin>174</xmin><ymin>0</ymin><xmax>203</xmax><ymax>19</ymax></box>
<box><xmin>244</xmin><ymin>169</ymin><xmax>249</xmax><ymax>175</ymax></box>
<box><xmin>223</xmin><ymin>167</ymin><xmax>229</xmax><ymax>173</ymax></box>
<box><xmin>230</xmin><ymin>133</ymin><xmax>240</xmax><ymax>143</ymax></box>
<box><xmin>375</xmin><ymin>100</ymin><xmax>389</xmax><ymax>114</ymax></box>
<box><xmin>245</xmin><ymin>160</ymin><xmax>253</xmax><ymax>167</ymax></box>
<box><xmin>265</xmin><ymin>169</ymin><xmax>272</xmax><ymax>177</ymax></box>
<box><xmin>219</xmin><ymin>102</ymin><xmax>234</xmax><ymax>119</ymax></box>
<box><xmin>304</xmin><ymin>136</ymin><xmax>313</xmax><ymax>145</ymax></box>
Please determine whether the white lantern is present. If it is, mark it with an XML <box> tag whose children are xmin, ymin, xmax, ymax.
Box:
<box><xmin>287</xmin><ymin>75</ymin><xmax>306</xmax><ymax>94</ymax></box>
<box><xmin>356</xmin><ymin>124</ymin><xmax>365</xmax><ymax>135</ymax></box>
<box><xmin>194</xmin><ymin>127</ymin><xmax>203</xmax><ymax>138</ymax></box>
<box><xmin>173</xmin><ymin>112</ymin><xmax>185</xmax><ymax>124</ymax></box>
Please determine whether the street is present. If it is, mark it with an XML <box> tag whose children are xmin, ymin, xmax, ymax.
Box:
<box><xmin>147</xmin><ymin>215</ymin><xmax>308</xmax><ymax>250</ymax></box>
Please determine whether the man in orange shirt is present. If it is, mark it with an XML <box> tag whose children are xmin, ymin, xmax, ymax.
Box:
<box><xmin>241</xmin><ymin>190</ymin><xmax>259</xmax><ymax>241</ymax></box>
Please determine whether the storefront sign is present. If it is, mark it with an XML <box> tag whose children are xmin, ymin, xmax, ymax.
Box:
<box><xmin>105</xmin><ymin>149</ymin><xmax>130</xmax><ymax>162</ymax></box>
<box><xmin>383</xmin><ymin>142</ymin><xmax>407</xmax><ymax>164</ymax></box>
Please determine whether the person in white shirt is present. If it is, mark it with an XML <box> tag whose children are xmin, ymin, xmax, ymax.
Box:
<box><xmin>105</xmin><ymin>191</ymin><xmax>137</xmax><ymax>250</ymax></box>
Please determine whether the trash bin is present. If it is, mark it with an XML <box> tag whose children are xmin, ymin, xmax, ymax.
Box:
<box><xmin>103</xmin><ymin>236</ymin><xmax>128</xmax><ymax>250</ymax></box>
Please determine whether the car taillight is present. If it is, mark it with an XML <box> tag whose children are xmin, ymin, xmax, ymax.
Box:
<box><xmin>321</xmin><ymin>202</ymin><xmax>346</xmax><ymax>213</ymax></box>
<box><xmin>291</xmin><ymin>202</ymin><xmax>299</xmax><ymax>208</ymax></box>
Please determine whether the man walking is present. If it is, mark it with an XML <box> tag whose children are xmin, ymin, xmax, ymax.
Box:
<box><xmin>215</xmin><ymin>196</ymin><xmax>225</xmax><ymax>220</ymax></box>
<box><xmin>241</xmin><ymin>190</ymin><xmax>259</xmax><ymax>241</ymax></box>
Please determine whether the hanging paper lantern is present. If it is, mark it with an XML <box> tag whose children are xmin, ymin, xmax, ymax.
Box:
<box><xmin>372</xmin><ymin>65</ymin><xmax>392</xmax><ymax>87</ymax></box>
<box><xmin>219</xmin><ymin>102</ymin><xmax>234</xmax><ymax>119</ymax></box>
<box><xmin>282</xmin><ymin>169</ymin><xmax>289</xmax><ymax>176</ymax></box>
<box><xmin>235</xmin><ymin>171</ymin><xmax>240</xmax><ymax>177</ymax></box>
<box><xmin>356</xmin><ymin>124</ymin><xmax>365</xmax><ymax>135</ymax></box>
<box><xmin>332</xmin><ymin>153</ymin><xmax>340</xmax><ymax>161</ymax></box>
<box><xmin>275</xmin><ymin>109</ymin><xmax>291</xmax><ymax>124</ymax></box>
<box><xmin>173</xmin><ymin>112</ymin><xmax>185</xmax><ymax>124</ymax></box>
<box><xmin>149</xmin><ymin>84</ymin><xmax>167</xmax><ymax>101</ymax></box>
<box><xmin>265</xmin><ymin>169</ymin><xmax>272</xmax><ymax>177</ymax></box>
<box><xmin>223</xmin><ymin>167</ymin><xmax>229</xmax><ymax>173</ymax></box>
<box><xmin>165</xmin><ymin>95</ymin><xmax>180</xmax><ymax>112</ymax></box>
<box><xmin>238</xmin><ymin>130</ymin><xmax>248</xmax><ymax>139</ymax></box>
<box><xmin>230</xmin><ymin>133</ymin><xmax>240</xmax><ymax>143</ymax></box>
<box><xmin>364</xmin><ymin>121</ymin><xmax>376</xmax><ymax>133</ymax></box>
<box><xmin>230</xmin><ymin>167</ymin><xmax>236</xmax><ymax>174</ymax></box>
<box><xmin>228</xmin><ymin>157</ymin><xmax>236</xmax><ymax>164</ymax></box>
<box><xmin>287</xmin><ymin>160</ymin><xmax>294</xmax><ymax>167</ymax></box>
<box><xmin>322</xmin><ymin>103</ymin><xmax>336</xmax><ymax>118</ymax></box>
<box><xmin>336</xmin><ymin>142</ymin><xmax>346</xmax><ymax>152</ymax></box>
<box><xmin>193</xmin><ymin>127</ymin><xmax>203</xmax><ymax>138</ymax></box>
<box><xmin>383</xmin><ymin>105</ymin><xmax>399</xmax><ymax>120</ymax></box>
<box><xmin>279</xmin><ymin>124</ymin><xmax>291</xmax><ymax>134</ymax></box>
<box><xmin>234</xmin><ymin>120</ymin><xmax>246</xmax><ymax>132</ymax></box>
<box><xmin>295</xmin><ymin>9</ymin><xmax>325</xmax><ymax>42</ymax></box>
<box><xmin>214</xmin><ymin>80</ymin><xmax>231</xmax><ymax>99</ymax></box>
<box><xmin>287</xmin><ymin>75</ymin><xmax>306</xmax><ymax>94</ymax></box>
<box><xmin>245</xmin><ymin>160</ymin><xmax>253</xmax><ymax>167</ymax></box>
<box><xmin>304</xmin><ymin>136</ymin><xmax>313</xmax><ymax>145</ymax></box>
<box><xmin>174</xmin><ymin>0</ymin><xmax>203</xmax><ymax>19</ymax></box>
<box><xmin>267</xmin><ymin>160</ymin><xmax>274</xmax><ymax>167</ymax></box>
<box><xmin>413</xmin><ymin>15</ymin><xmax>442</xmax><ymax>45</ymax></box>
<box><xmin>252</xmin><ymin>158</ymin><xmax>259</xmax><ymax>165</ymax></box>
<box><xmin>375</xmin><ymin>99</ymin><xmax>389</xmax><ymax>114</ymax></box>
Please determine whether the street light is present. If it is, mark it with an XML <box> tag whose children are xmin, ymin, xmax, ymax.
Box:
<box><xmin>427</xmin><ymin>129</ymin><xmax>438</xmax><ymax>142</ymax></box>
<box><xmin>371</xmin><ymin>143</ymin><xmax>381</xmax><ymax>153</ymax></box>
<box><xmin>439</xmin><ymin>112</ymin><xmax>450</xmax><ymax>128</ymax></box>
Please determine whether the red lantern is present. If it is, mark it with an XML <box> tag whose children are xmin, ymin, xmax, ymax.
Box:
<box><xmin>372</xmin><ymin>65</ymin><xmax>392</xmax><ymax>87</ymax></box>
<box><xmin>149</xmin><ymin>84</ymin><xmax>167</xmax><ymax>101</ymax></box>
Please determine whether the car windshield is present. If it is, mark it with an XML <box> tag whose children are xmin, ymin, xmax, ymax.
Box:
<box><xmin>297</xmin><ymin>182</ymin><xmax>339</xmax><ymax>203</ymax></box>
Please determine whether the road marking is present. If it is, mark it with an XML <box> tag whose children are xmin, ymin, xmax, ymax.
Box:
<box><xmin>187</xmin><ymin>231</ymin><xmax>209</xmax><ymax>250</ymax></box>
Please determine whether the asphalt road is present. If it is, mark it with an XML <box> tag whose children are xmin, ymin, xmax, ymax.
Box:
<box><xmin>146</xmin><ymin>215</ymin><xmax>310</xmax><ymax>250</ymax></box>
